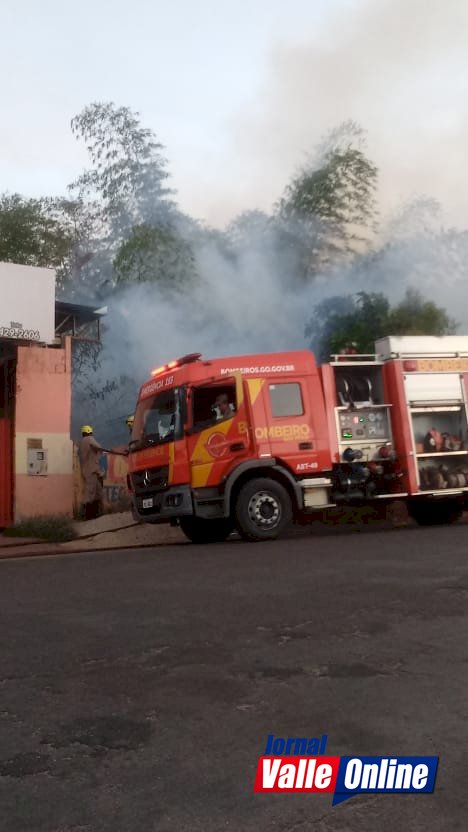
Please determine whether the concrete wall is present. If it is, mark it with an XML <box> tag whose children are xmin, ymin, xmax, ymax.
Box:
<box><xmin>14</xmin><ymin>339</ymin><xmax>74</xmax><ymax>519</ymax></box>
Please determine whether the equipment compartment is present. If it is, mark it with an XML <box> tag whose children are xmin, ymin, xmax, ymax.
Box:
<box><xmin>411</xmin><ymin>407</ymin><xmax>467</xmax><ymax>455</ymax></box>
<box><xmin>410</xmin><ymin>405</ymin><xmax>468</xmax><ymax>491</ymax></box>
<box><xmin>418</xmin><ymin>456</ymin><xmax>468</xmax><ymax>491</ymax></box>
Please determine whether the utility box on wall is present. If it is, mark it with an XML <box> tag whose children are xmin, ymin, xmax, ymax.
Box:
<box><xmin>27</xmin><ymin>448</ymin><xmax>48</xmax><ymax>476</ymax></box>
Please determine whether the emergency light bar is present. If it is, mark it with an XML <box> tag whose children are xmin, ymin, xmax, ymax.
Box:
<box><xmin>151</xmin><ymin>352</ymin><xmax>201</xmax><ymax>376</ymax></box>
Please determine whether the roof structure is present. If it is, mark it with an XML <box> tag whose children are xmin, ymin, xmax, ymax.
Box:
<box><xmin>54</xmin><ymin>301</ymin><xmax>107</xmax><ymax>342</ymax></box>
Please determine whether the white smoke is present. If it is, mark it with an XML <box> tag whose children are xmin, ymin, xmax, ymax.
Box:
<box><xmin>197</xmin><ymin>0</ymin><xmax>468</xmax><ymax>230</ymax></box>
<box><xmin>73</xmin><ymin>207</ymin><xmax>468</xmax><ymax>444</ymax></box>
<box><xmin>69</xmin><ymin>0</ymin><xmax>468</xmax><ymax>444</ymax></box>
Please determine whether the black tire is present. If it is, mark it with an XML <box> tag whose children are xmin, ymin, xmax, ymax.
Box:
<box><xmin>409</xmin><ymin>500</ymin><xmax>463</xmax><ymax>527</ymax></box>
<box><xmin>179</xmin><ymin>516</ymin><xmax>234</xmax><ymax>544</ymax></box>
<box><xmin>235</xmin><ymin>477</ymin><xmax>293</xmax><ymax>542</ymax></box>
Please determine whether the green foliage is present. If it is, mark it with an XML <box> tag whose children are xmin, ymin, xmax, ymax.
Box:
<box><xmin>278</xmin><ymin>121</ymin><xmax>378</xmax><ymax>272</ymax></box>
<box><xmin>307</xmin><ymin>289</ymin><xmax>457</xmax><ymax>358</ymax></box>
<box><xmin>67</xmin><ymin>102</ymin><xmax>186</xmax><ymax>296</ymax></box>
<box><xmin>70</xmin><ymin>102</ymin><xmax>174</xmax><ymax>232</ymax></box>
<box><xmin>0</xmin><ymin>193</ymin><xmax>73</xmax><ymax>272</ymax></box>
<box><xmin>305</xmin><ymin>294</ymin><xmax>361</xmax><ymax>357</ymax></box>
<box><xmin>4</xmin><ymin>515</ymin><xmax>77</xmax><ymax>542</ymax></box>
<box><xmin>281</xmin><ymin>149</ymin><xmax>377</xmax><ymax>230</ymax></box>
<box><xmin>387</xmin><ymin>289</ymin><xmax>457</xmax><ymax>336</ymax></box>
<box><xmin>113</xmin><ymin>224</ymin><xmax>195</xmax><ymax>288</ymax></box>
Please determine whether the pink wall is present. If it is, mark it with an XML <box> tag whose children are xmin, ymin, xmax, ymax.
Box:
<box><xmin>14</xmin><ymin>339</ymin><xmax>73</xmax><ymax>520</ymax></box>
<box><xmin>15</xmin><ymin>340</ymin><xmax>71</xmax><ymax>433</ymax></box>
<box><xmin>15</xmin><ymin>474</ymin><xmax>74</xmax><ymax>517</ymax></box>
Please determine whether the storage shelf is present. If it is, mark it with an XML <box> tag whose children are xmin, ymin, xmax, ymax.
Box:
<box><xmin>416</xmin><ymin>451</ymin><xmax>468</xmax><ymax>458</ymax></box>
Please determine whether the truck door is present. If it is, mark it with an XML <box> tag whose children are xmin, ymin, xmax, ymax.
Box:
<box><xmin>186</xmin><ymin>375</ymin><xmax>252</xmax><ymax>489</ymax></box>
<box><xmin>261</xmin><ymin>377</ymin><xmax>322</xmax><ymax>475</ymax></box>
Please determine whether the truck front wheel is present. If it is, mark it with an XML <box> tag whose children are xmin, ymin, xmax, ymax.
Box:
<box><xmin>179</xmin><ymin>516</ymin><xmax>234</xmax><ymax>544</ymax></box>
<box><xmin>409</xmin><ymin>499</ymin><xmax>463</xmax><ymax>526</ymax></box>
<box><xmin>235</xmin><ymin>478</ymin><xmax>293</xmax><ymax>542</ymax></box>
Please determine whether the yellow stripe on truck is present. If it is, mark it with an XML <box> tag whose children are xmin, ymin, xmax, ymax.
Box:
<box><xmin>168</xmin><ymin>442</ymin><xmax>175</xmax><ymax>483</ymax></box>
<box><xmin>190</xmin><ymin>421</ymin><xmax>233</xmax><ymax>487</ymax></box>
<box><xmin>247</xmin><ymin>378</ymin><xmax>264</xmax><ymax>406</ymax></box>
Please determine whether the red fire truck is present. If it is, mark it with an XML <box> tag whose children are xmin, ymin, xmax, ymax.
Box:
<box><xmin>127</xmin><ymin>336</ymin><xmax>468</xmax><ymax>543</ymax></box>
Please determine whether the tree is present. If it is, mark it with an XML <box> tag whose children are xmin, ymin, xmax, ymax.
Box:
<box><xmin>305</xmin><ymin>294</ymin><xmax>358</xmax><ymax>357</ymax></box>
<box><xmin>0</xmin><ymin>193</ymin><xmax>73</xmax><ymax>276</ymax></box>
<box><xmin>307</xmin><ymin>291</ymin><xmax>390</xmax><ymax>358</ymax></box>
<box><xmin>66</xmin><ymin>102</ymin><xmax>190</xmax><ymax>298</ymax></box>
<box><xmin>113</xmin><ymin>224</ymin><xmax>196</xmax><ymax>289</ymax></box>
<box><xmin>226</xmin><ymin>210</ymin><xmax>272</xmax><ymax>250</ymax></box>
<box><xmin>278</xmin><ymin>121</ymin><xmax>378</xmax><ymax>274</ymax></box>
<box><xmin>387</xmin><ymin>289</ymin><xmax>457</xmax><ymax>336</ymax></box>
<box><xmin>70</xmin><ymin>102</ymin><xmax>175</xmax><ymax>236</ymax></box>
<box><xmin>51</xmin><ymin>197</ymin><xmax>104</xmax><ymax>297</ymax></box>
<box><xmin>307</xmin><ymin>289</ymin><xmax>456</xmax><ymax>359</ymax></box>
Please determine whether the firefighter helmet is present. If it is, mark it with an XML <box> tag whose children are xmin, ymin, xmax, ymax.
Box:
<box><xmin>81</xmin><ymin>425</ymin><xmax>93</xmax><ymax>435</ymax></box>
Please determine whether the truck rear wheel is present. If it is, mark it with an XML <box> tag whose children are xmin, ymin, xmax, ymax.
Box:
<box><xmin>235</xmin><ymin>478</ymin><xmax>292</xmax><ymax>542</ymax></box>
<box><xmin>179</xmin><ymin>516</ymin><xmax>234</xmax><ymax>544</ymax></box>
<box><xmin>409</xmin><ymin>499</ymin><xmax>463</xmax><ymax>526</ymax></box>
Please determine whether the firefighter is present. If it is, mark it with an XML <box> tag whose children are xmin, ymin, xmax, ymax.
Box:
<box><xmin>126</xmin><ymin>414</ymin><xmax>134</xmax><ymax>435</ymax></box>
<box><xmin>79</xmin><ymin>426</ymin><xmax>118</xmax><ymax>521</ymax></box>
<box><xmin>214</xmin><ymin>393</ymin><xmax>234</xmax><ymax>421</ymax></box>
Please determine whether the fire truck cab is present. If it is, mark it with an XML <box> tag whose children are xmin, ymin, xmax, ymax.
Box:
<box><xmin>127</xmin><ymin>337</ymin><xmax>468</xmax><ymax>542</ymax></box>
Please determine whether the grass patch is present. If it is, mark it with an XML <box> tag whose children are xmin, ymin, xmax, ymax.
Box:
<box><xmin>3</xmin><ymin>515</ymin><xmax>77</xmax><ymax>543</ymax></box>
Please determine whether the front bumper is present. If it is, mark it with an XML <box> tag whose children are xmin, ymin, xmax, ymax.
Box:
<box><xmin>131</xmin><ymin>484</ymin><xmax>194</xmax><ymax>524</ymax></box>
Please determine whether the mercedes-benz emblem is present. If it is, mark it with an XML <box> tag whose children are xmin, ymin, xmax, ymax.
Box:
<box><xmin>143</xmin><ymin>471</ymin><xmax>151</xmax><ymax>488</ymax></box>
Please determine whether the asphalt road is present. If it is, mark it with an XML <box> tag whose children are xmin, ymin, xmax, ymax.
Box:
<box><xmin>1</xmin><ymin>522</ymin><xmax>468</xmax><ymax>831</ymax></box>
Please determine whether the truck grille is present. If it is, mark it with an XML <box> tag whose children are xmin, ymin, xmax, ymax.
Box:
<box><xmin>131</xmin><ymin>465</ymin><xmax>169</xmax><ymax>494</ymax></box>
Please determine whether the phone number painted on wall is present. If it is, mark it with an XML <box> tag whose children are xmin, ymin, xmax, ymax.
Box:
<box><xmin>0</xmin><ymin>327</ymin><xmax>41</xmax><ymax>340</ymax></box>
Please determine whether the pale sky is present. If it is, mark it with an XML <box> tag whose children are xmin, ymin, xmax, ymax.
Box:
<box><xmin>2</xmin><ymin>0</ymin><xmax>468</xmax><ymax>228</ymax></box>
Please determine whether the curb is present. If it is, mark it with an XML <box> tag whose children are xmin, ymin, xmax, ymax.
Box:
<box><xmin>0</xmin><ymin>538</ymin><xmax>43</xmax><ymax>549</ymax></box>
<box><xmin>0</xmin><ymin>544</ymin><xmax>67</xmax><ymax>560</ymax></box>
<box><xmin>0</xmin><ymin>538</ymin><xmax>187</xmax><ymax>561</ymax></box>
<box><xmin>0</xmin><ymin>523</ymin><xmax>138</xmax><ymax>551</ymax></box>
<box><xmin>73</xmin><ymin>522</ymin><xmax>138</xmax><ymax>541</ymax></box>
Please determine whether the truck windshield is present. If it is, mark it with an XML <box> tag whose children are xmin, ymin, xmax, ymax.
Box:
<box><xmin>129</xmin><ymin>387</ymin><xmax>184</xmax><ymax>451</ymax></box>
